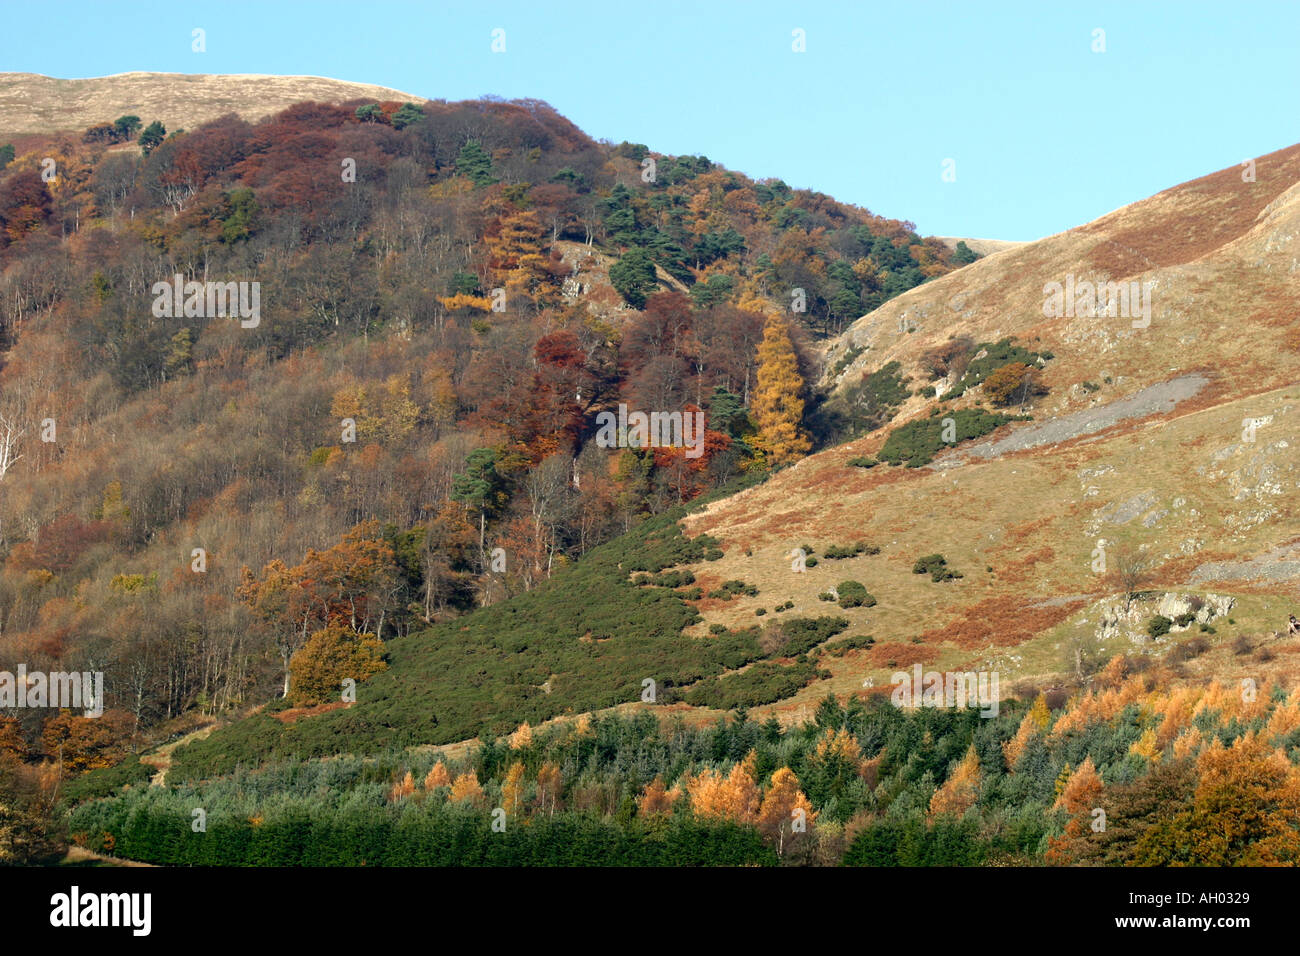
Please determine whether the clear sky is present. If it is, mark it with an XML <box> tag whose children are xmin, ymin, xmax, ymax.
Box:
<box><xmin>2</xmin><ymin>0</ymin><xmax>1297</xmax><ymax>240</ymax></box>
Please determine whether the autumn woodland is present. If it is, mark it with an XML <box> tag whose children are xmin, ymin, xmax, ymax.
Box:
<box><xmin>2</xmin><ymin>74</ymin><xmax>1300</xmax><ymax>870</ymax></box>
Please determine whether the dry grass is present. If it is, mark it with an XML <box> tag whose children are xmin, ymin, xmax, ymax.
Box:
<box><xmin>683</xmin><ymin>374</ymin><xmax>1300</xmax><ymax>718</ymax></box>
<box><xmin>0</xmin><ymin>71</ymin><xmax>424</xmax><ymax>137</ymax></box>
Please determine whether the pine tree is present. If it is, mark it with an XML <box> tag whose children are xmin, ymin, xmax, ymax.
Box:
<box><xmin>751</xmin><ymin>314</ymin><xmax>810</xmax><ymax>465</ymax></box>
<box><xmin>1053</xmin><ymin>762</ymin><xmax>1073</xmax><ymax>800</ymax></box>
<box><xmin>455</xmin><ymin>141</ymin><xmax>497</xmax><ymax>187</ymax></box>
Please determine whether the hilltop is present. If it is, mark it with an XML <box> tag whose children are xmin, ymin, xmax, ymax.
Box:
<box><xmin>0</xmin><ymin>72</ymin><xmax>423</xmax><ymax>138</ymax></box>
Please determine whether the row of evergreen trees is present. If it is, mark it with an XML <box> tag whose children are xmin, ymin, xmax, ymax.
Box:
<box><xmin>69</xmin><ymin>798</ymin><xmax>776</xmax><ymax>867</ymax></box>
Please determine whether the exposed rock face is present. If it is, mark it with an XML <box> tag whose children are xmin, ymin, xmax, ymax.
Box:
<box><xmin>1092</xmin><ymin>592</ymin><xmax>1235</xmax><ymax>646</ymax></box>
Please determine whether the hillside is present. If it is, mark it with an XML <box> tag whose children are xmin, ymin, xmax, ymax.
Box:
<box><xmin>681</xmin><ymin>141</ymin><xmax>1300</xmax><ymax>715</ymax></box>
<box><xmin>0</xmin><ymin>72</ymin><xmax>424</xmax><ymax>138</ymax></box>
<box><xmin>155</xmin><ymin>147</ymin><xmax>1300</xmax><ymax>742</ymax></box>
<box><xmin>0</xmin><ymin>76</ymin><xmax>968</xmax><ymax>777</ymax></box>
<box><xmin>160</xmin><ymin>141</ymin><xmax>1300</xmax><ymax>773</ymax></box>
<box><xmin>5</xmin><ymin>71</ymin><xmax>1300</xmax><ymax>868</ymax></box>
<box><xmin>933</xmin><ymin>236</ymin><xmax>1027</xmax><ymax>257</ymax></box>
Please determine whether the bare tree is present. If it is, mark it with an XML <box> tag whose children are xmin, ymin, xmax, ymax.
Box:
<box><xmin>1109</xmin><ymin>543</ymin><xmax>1153</xmax><ymax>611</ymax></box>
<box><xmin>1063</xmin><ymin>630</ymin><xmax>1105</xmax><ymax>682</ymax></box>
<box><xmin>0</xmin><ymin>413</ymin><xmax>22</xmax><ymax>482</ymax></box>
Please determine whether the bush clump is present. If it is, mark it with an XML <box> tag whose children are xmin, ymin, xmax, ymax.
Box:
<box><xmin>945</xmin><ymin>337</ymin><xmax>1048</xmax><ymax>400</ymax></box>
<box><xmin>760</xmin><ymin>616</ymin><xmax>849</xmax><ymax>656</ymax></box>
<box><xmin>824</xmin><ymin>541</ymin><xmax>879</xmax><ymax>560</ymax></box>
<box><xmin>912</xmin><ymin>554</ymin><xmax>962</xmax><ymax>582</ymax></box>
<box><xmin>879</xmin><ymin>408</ymin><xmax>1027</xmax><ymax>467</ymax></box>
<box><xmin>825</xmin><ymin>634</ymin><xmax>876</xmax><ymax>657</ymax></box>
<box><xmin>708</xmin><ymin>579</ymin><xmax>759</xmax><ymax>600</ymax></box>
<box><xmin>1147</xmin><ymin>615</ymin><xmax>1173</xmax><ymax>639</ymax></box>
<box><xmin>836</xmin><ymin>581</ymin><xmax>876</xmax><ymax>609</ymax></box>
<box><xmin>1167</xmin><ymin>636</ymin><xmax>1210</xmax><ymax>663</ymax></box>
<box><xmin>60</xmin><ymin>754</ymin><xmax>154</xmax><ymax>805</ymax></box>
<box><xmin>683</xmin><ymin>660</ymin><xmax>823</xmax><ymax>709</ymax></box>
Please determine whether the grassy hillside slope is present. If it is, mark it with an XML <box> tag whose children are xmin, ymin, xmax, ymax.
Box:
<box><xmin>0</xmin><ymin>71</ymin><xmax>423</xmax><ymax>137</ymax></box>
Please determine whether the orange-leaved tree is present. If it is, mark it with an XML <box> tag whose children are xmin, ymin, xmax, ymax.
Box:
<box><xmin>929</xmin><ymin>744</ymin><xmax>981</xmax><ymax>818</ymax></box>
<box><xmin>287</xmin><ymin>623</ymin><xmax>386</xmax><ymax>707</ymax></box>
<box><xmin>758</xmin><ymin>767</ymin><xmax>816</xmax><ymax>856</ymax></box>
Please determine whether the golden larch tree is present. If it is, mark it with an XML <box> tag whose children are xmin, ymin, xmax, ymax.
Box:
<box><xmin>1184</xmin><ymin>733</ymin><xmax>1300</xmax><ymax>865</ymax></box>
<box><xmin>751</xmin><ymin>314</ymin><xmax>810</xmax><ymax>465</ymax></box>
<box><xmin>1003</xmin><ymin>694</ymin><xmax>1051</xmax><ymax>770</ymax></box>
<box><xmin>929</xmin><ymin>744</ymin><xmax>981</xmax><ymax>817</ymax></box>
<box><xmin>636</xmin><ymin>776</ymin><xmax>678</xmax><ymax>817</ymax></box>
<box><xmin>758</xmin><ymin>766</ymin><xmax>816</xmax><ymax>856</ymax></box>
<box><xmin>1044</xmin><ymin>756</ymin><xmax>1104</xmax><ymax>865</ymax></box>
<box><xmin>424</xmin><ymin>760</ymin><xmax>451</xmax><ymax>790</ymax></box>
<box><xmin>449</xmin><ymin>770</ymin><xmax>485</xmax><ymax>806</ymax></box>
<box><xmin>509</xmin><ymin>721</ymin><xmax>533</xmax><ymax>750</ymax></box>
<box><xmin>501</xmin><ymin>762</ymin><xmax>527</xmax><ymax>816</ymax></box>
<box><xmin>686</xmin><ymin>757</ymin><xmax>759</xmax><ymax>824</ymax></box>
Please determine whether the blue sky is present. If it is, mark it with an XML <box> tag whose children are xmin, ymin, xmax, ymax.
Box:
<box><xmin>2</xmin><ymin>0</ymin><xmax>1296</xmax><ymax>240</ymax></box>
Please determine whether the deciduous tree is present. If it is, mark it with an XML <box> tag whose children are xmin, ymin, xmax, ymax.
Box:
<box><xmin>752</xmin><ymin>314</ymin><xmax>810</xmax><ymax>465</ymax></box>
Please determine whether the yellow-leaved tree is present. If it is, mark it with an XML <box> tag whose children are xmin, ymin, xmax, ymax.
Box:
<box><xmin>450</xmin><ymin>770</ymin><xmax>485</xmax><ymax>806</ymax></box>
<box><xmin>509</xmin><ymin>721</ymin><xmax>533</xmax><ymax>750</ymax></box>
<box><xmin>929</xmin><ymin>744</ymin><xmax>980</xmax><ymax>817</ymax></box>
<box><xmin>1003</xmin><ymin>693</ymin><xmax>1051</xmax><ymax>770</ymax></box>
<box><xmin>686</xmin><ymin>753</ymin><xmax>760</xmax><ymax>824</ymax></box>
<box><xmin>388</xmin><ymin>771</ymin><xmax>415</xmax><ymax>803</ymax></box>
<box><xmin>535</xmin><ymin>762</ymin><xmax>563</xmax><ymax>816</ymax></box>
<box><xmin>636</xmin><ymin>776</ymin><xmax>679</xmax><ymax>817</ymax></box>
<box><xmin>287</xmin><ymin>624</ymin><xmax>386</xmax><ymax>707</ymax></box>
<box><xmin>758</xmin><ymin>766</ymin><xmax>816</xmax><ymax>856</ymax></box>
<box><xmin>751</xmin><ymin>314</ymin><xmax>810</xmax><ymax>466</ymax></box>
<box><xmin>424</xmin><ymin>760</ymin><xmax>451</xmax><ymax>790</ymax></box>
<box><xmin>501</xmin><ymin>762</ymin><xmax>527</xmax><ymax>816</ymax></box>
